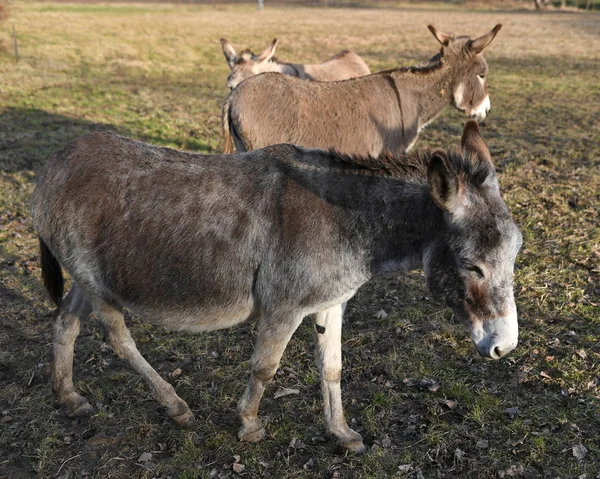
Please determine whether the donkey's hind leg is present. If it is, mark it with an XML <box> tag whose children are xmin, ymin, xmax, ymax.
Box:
<box><xmin>237</xmin><ymin>312</ymin><xmax>304</xmax><ymax>442</ymax></box>
<box><xmin>94</xmin><ymin>301</ymin><xmax>195</xmax><ymax>428</ymax></box>
<box><xmin>313</xmin><ymin>304</ymin><xmax>365</xmax><ymax>453</ymax></box>
<box><xmin>52</xmin><ymin>283</ymin><xmax>94</xmax><ymax>417</ymax></box>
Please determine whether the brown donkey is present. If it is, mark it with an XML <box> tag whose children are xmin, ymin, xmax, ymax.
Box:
<box><xmin>32</xmin><ymin>121</ymin><xmax>521</xmax><ymax>453</ymax></box>
<box><xmin>221</xmin><ymin>38</ymin><xmax>371</xmax><ymax>90</ymax></box>
<box><xmin>223</xmin><ymin>25</ymin><xmax>501</xmax><ymax>155</ymax></box>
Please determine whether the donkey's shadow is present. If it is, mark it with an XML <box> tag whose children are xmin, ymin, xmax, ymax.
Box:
<box><xmin>0</xmin><ymin>108</ymin><xmax>129</xmax><ymax>175</ymax></box>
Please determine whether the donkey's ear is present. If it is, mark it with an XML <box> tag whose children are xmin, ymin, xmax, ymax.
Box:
<box><xmin>257</xmin><ymin>38</ymin><xmax>278</xmax><ymax>63</ymax></box>
<box><xmin>469</xmin><ymin>24</ymin><xmax>502</xmax><ymax>55</ymax></box>
<box><xmin>461</xmin><ymin>121</ymin><xmax>492</xmax><ymax>164</ymax></box>
<box><xmin>428</xmin><ymin>25</ymin><xmax>452</xmax><ymax>47</ymax></box>
<box><xmin>428</xmin><ymin>152</ymin><xmax>461</xmax><ymax>213</ymax></box>
<box><xmin>221</xmin><ymin>39</ymin><xmax>237</xmax><ymax>69</ymax></box>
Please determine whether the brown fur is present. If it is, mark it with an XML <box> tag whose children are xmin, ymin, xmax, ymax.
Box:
<box><xmin>221</xmin><ymin>38</ymin><xmax>371</xmax><ymax>90</ymax></box>
<box><xmin>223</xmin><ymin>25</ymin><xmax>501</xmax><ymax>157</ymax></box>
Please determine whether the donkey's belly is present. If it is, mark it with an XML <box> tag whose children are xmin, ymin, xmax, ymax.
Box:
<box><xmin>131</xmin><ymin>300</ymin><xmax>256</xmax><ymax>333</ymax></box>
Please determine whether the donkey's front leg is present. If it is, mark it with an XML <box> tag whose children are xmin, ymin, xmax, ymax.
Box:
<box><xmin>237</xmin><ymin>312</ymin><xmax>304</xmax><ymax>442</ymax></box>
<box><xmin>95</xmin><ymin>302</ymin><xmax>195</xmax><ymax>428</ymax></box>
<box><xmin>313</xmin><ymin>305</ymin><xmax>365</xmax><ymax>453</ymax></box>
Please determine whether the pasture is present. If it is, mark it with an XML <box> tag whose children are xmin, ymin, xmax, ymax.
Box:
<box><xmin>0</xmin><ymin>2</ymin><xmax>599</xmax><ymax>477</ymax></box>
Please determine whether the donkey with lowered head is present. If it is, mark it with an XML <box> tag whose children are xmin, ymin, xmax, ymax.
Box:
<box><xmin>32</xmin><ymin>121</ymin><xmax>521</xmax><ymax>453</ymax></box>
<box><xmin>223</xmin><ymin>25</ymin><xmax>501</xmax><ymax>156</ymax></box>
<box><xmin>221</xmin><ymin>38</ymin><xmax>370</xmax><ymax>90</ymax></box>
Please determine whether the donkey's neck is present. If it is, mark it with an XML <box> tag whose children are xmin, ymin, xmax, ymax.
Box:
<box><xmin>363</xmin><ymin>183</ymin><xmax>443</xmax><ymax>276</ymax></box>
<box><xmin>278</xmin><ymin>152</ymin><xmax>444</xmax><ymax>278</ymax></box>
<box><xmin>390</xmin><ymin>62</ymin><xmax>454</xmax><ymax>130</ymax></box>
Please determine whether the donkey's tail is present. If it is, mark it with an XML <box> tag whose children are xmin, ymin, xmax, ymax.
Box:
<box><xmin>222</xmin><ymin>96</ymin><xmax>235</xmax><ymax>154</ymax></box>
<box><xmin>39</xmin><ymin>236</ymin><xmax>64</xmax><ymax>307</ymax></box>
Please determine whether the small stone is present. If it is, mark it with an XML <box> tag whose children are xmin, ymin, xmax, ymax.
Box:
<box><xmin>302</xmin><ymin>458</ymin><xmax>314</xmax><ymax>469</ymax></box>
<box><xmin>170</xmin><ymin>368</ymin><xmax>183</xmax><ymax>378</ymax></box>
<box><xmin>398</xmin><ymin>464</ymin><xmax>412</xmax><ymax>472</ymax></box>
<box><xmin>232</xmin><ymin>463</ymin><xmax>245</xmax><ymax>474</ymax></box>
<box><xmin>573</xmin><ymin>443</ymin><xmax>588</xmax><ymax>460</ymax></box>
<box><xmin>476</xmin><ymin>439</ymin><xmax>489</xmax><ymax>449</ymax></box>
<box><xmin>374</xmin><ymin>309</ymin><xmax>388</xmax><ymax>319</ymax></box>
<box><xmin>505</xmin><ymin>407</ymin><xmax>519</xmax><ymax>418</ymax></box>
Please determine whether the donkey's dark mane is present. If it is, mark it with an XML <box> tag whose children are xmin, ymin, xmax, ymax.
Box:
<box><xmin>325</xmin><ymin>147</ymin><xmax>493</xmax><ymax>186</ymax></box>
<box><xmin>378</xmin><ymin>50</ymin><xmax>445</xmax><ymax>77</ymax></box>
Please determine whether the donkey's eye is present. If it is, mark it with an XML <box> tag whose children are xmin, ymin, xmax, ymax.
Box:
<box><xmin>463</xmin><ymin>262</ymin><xmax>485</xmax><ymax>279</ymax></box>
<box><xmin>478</xmin><ymin>74</ymin><xmax>486</xmax><ymax>80</ymax></box>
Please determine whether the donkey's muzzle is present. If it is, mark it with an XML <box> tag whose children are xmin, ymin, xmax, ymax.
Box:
<box><xmin>469</xmin><ymin>313</ymin><xmax>519</xmax><ymax>360</ymax></box>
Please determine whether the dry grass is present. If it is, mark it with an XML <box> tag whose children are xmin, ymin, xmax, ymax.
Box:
<box><xmin>0</xmin><ymin>2</ymin><xmax>599</xmax><ymax>478</ymax></box>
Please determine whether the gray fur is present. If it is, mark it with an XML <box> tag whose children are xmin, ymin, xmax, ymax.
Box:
<box><xmin>32</xmin><ymin>121</ymin><xmax>520</xmax><ymax>451</ymax></box>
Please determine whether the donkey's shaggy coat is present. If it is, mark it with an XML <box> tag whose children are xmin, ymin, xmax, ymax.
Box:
<box><xmin>32</xmin><ymin>122</ymin><xmax>520</xmax><ymax>452</ymax></box>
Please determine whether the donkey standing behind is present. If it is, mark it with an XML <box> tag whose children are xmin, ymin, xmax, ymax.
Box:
<box><xmin>32</xmin><ymin>121</ymin><xmax>521</xmax><ymax>453</ymax></box>
<box><xmin>221</xmin><ymin>38</ymin><xmax>371</xmax><ymax>90</ymax></box>
<box><xmin>223</xmin><ymin>25</ymin><xmax>501</xmax><ymax>156</ymax></box>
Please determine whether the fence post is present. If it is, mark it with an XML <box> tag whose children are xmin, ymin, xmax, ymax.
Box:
<box><xmin>257</xmin><ymin>0</ymin><xmax>264</xmax><ymax>10</ymax></box>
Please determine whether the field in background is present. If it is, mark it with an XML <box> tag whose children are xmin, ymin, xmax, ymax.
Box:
<box><xmin>1</xmin><ymin>2</ymin><xmax>599</xmax><ymax>478</ymax></box>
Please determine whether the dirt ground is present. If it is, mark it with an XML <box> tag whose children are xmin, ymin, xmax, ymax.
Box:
<box><xmin>0</xmin><ymin>2</ymin><xmax>599</xmax><ymax>478</ymax></box>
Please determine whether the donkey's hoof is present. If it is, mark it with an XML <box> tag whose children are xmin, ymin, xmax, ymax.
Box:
<box><xmin>64</xmin><ymin>396</ymin><xmax>94</xmax><ymax>418</ymax></box>
<box><xmin>340</xmin><ymin>439</ymin><xmax>367</xmax><ymax>454</ymax></box>
<box><xmin>338</xmin><ymin>429</ymin><xmax>366</xmax><ymax>454</ymax></box>
<box><xmin>238</xmin><ymin>422</ymin><xmax>266</xmax><ymax>443</ymax></box>
<box><xmin>170</xmin><ymin>410</ymin><xmax>195</xmax><ymax>429</ymax></box>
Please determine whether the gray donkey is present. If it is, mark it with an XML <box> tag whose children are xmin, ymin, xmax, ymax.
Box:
<box><xmin>223</xmin><ymin>25</ymin><xmax>501</xmax><ymax>156</ymax></box>
<box><xmin>32</xmin><ymin>121</ymin><xmax>521</xmax><ymax>453</ymax></box>
<box><xmin>221</xmin><ymin>38</ymin><xmax>371</xmax><ymax>90</ymax></box>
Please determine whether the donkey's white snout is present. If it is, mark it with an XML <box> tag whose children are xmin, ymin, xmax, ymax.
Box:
<box><xmin>470</xmin><ymin>313</ymin><xmax>518</xmax><ymax>360</ymax></box>
<box><xmin>471</xmin><ymin>95</ymin><xmax>491</xmax><ymax>121</ymax></box>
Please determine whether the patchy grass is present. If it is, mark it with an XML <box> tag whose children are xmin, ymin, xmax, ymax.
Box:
<box><xmin>1</xmin><ymin>2</ymin><xmax>599</xmax><ymax>478</ymax></box>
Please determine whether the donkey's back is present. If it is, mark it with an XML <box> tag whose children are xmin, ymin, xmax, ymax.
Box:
<box><xmin>31</xmin><ymin>132</ymin><xmax>360</xmax><ymax>330</ymax></box>
<box><xmin>223</xmin><ymin>72</ymin><xmax>399</xmax><ymax>156</ymax></box>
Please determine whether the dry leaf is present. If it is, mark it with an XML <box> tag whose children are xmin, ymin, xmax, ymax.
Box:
<box><xmin>441</xmin><ymin>399</ymin><xmax>457</xmax><ymax>409</ymax></box>
<box><xmin>498</xmin><ymin>464</ymin><xmax>524</xmax><ymax>477</ymax></box>
<box><xmin>274</xmin><ymin>387</ymin><xmax>300</xmax><ymax>399</ymax></box>
<box><xmin>232</xmin><ymin>463</ymin><xmax>245</xmax><ymax>474</ymax></box>
<box><xmin>419</xmin><ymin>378</ymin><xmax>441</xmax><ymax>392</ymax></box>
<box><xmin>170</xmin><ymin>368</ymin><xmax>182</xmax><ymax>378</ymax></box>
<box><xmin>374</xmin><ymin>309</ymin><xmax>388</xmax><ymax>319</ymax></box>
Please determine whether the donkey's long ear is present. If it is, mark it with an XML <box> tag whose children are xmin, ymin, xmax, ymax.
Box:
<box><xmin>428</xmin><ymin>25</ymin><xmax>452</xmax><ymax>47</ymax></box>
<box><xmin>428</xmin><ymin>152</ymin><xmax>461</xmax><ymax>213</ymax></box>
<box><xmin>469</xmin><ymin>24</ymin><xmax>502</xmax><ymax>55</ymax></box>
<box><xmin>257</xmin><ymin>38</ymin><xmax>278</xmax><ymax>63</ymax></box>
<box><xmin>221</xmin><ymin>39</ymin><xmax>237</xmax><ymax>69</ymax></box>
<box><xmin>461</xmin><ymin>121</ymin><xmax>492</xmax><ymax>164</ymax></box>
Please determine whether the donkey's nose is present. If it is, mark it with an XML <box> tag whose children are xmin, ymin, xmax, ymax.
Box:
<box><xmin>485</xmin><ymin>339</ymin><xmax>517</xmax><ymax>360</ymax></box>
